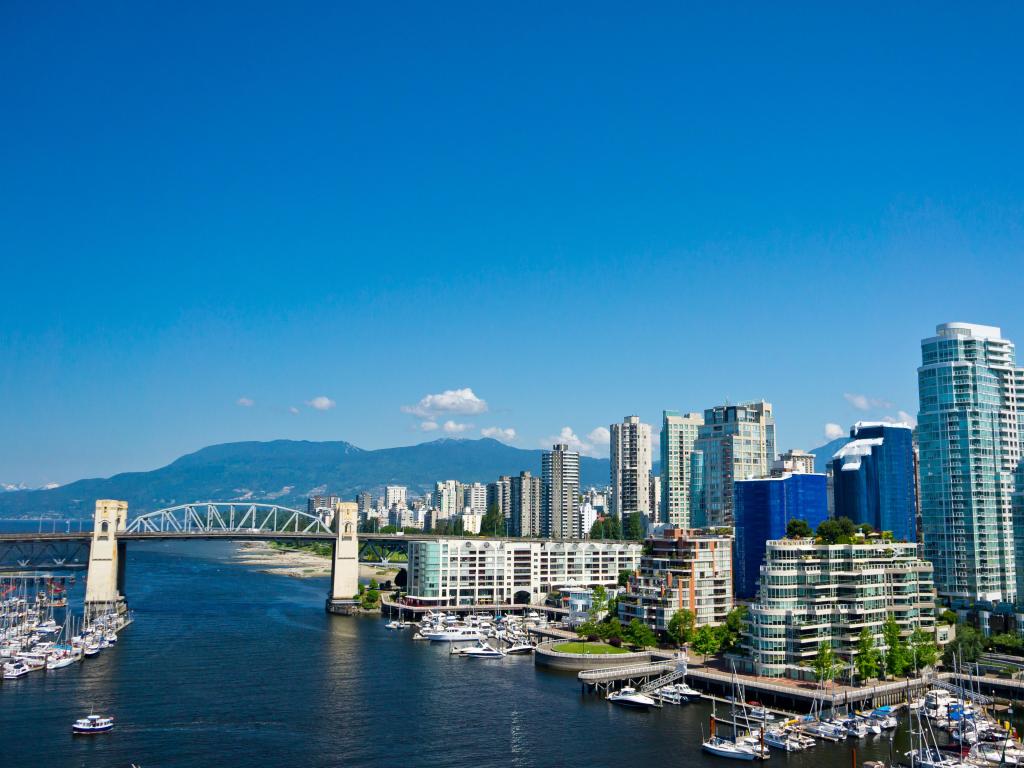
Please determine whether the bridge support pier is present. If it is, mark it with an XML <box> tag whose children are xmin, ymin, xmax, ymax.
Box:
<box><xmin>326</xmin><ymin>501</ymin><xmax>360</xmax><ymax>614</ymax></box>
<box><xmin>84</xmin><ymin>499</ymin><xmax>129</xmax><ymax>621</ymax></box>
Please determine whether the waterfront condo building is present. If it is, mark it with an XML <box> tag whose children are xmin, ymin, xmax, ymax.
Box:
<box><xmin>618</xmin><ymin>528</ymin><xmax>733</xmax><ymax>631</ymax></box>
<box><xmin>917</xmin><ymin>322</ymin><xmax>1023</xmax><ymax>614</ymax></box>
<box><xmin>542</xmin><ymin>443</ymin><xmax>580</xmax><ymax>539</ymax></box>
<box><xmin>404</xmin><ymin>539</ymin><xmax>642</xmax><ymax>606</ymax></box>
<box><xmin>610</xmin><ymin>415</ymin><xmax>653</xmax><ymax>518</ymax></box>
<box><xmin>660</xmin><ymin>411</ymin><xmax>705</xmax><ymax>528</ymax></box>
<box><xmin>695</xmin><ymin>401</ymin><xmax>776</xmax><ymax>527</ymax></box>
<box><xmin>831</xmin><ymin>422</ymin><xmax>917</xmax><ymax>544</ymax></box>
<box><xmin>742</xmin><ymin>537</ymin><xmax>936</xmax><ymax>679</ymax></box>
<box><xmin>733</xmin><ymin>472</ymin><xmax>829</xmax><ymax>600</ymax></box>
<box><xmin>510</xmin><ymin>471</ymin><xmax>543</xmax><ymax>537</ymax></box>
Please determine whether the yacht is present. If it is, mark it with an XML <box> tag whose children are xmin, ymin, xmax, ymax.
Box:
<box><xmin>72</xmin><ymin>714</ymin><xmax>115</xmax><ymax>734</ymax></box>
<box><xmin>425</xmin><ymin>626</ymin><xmax>485</xmax><ymax>643</ymax></box>
<box><xmin>607</xmin><ymin>686</ymin><xmax>658</xmax><ymax>709</ymax></box>
<box><xmin>749</xmin><ymin>705</ymin><xmax>775</xmax><ymax>721</ymax></box>
<box><xmin>702</xmin><ymin>736</ymin><xmax>759</xmax><ymax>760</ymax></box>
<box><xmin>46</xmin><ymin>652</ymin><xmax>77</xmax><ymax>670</ymax></box>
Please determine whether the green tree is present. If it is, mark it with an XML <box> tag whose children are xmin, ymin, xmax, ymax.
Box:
<box><xmin>480</xmin><ymin>503</ymin><xmax>505</xmax><ymax>536</ymax></box>
<box><xmin>590</xmin><ymin>585</ymin><xmax>608</xmax><ymax>618</ymax></box>
<box><xmin>599</xmin><ymin>617</ymin><xmax>624</xmax><ymax>643</ymax></box>
<box><xmin>882</xmin><ymin>616</ymin><xmax>910</xmax><ymax>677</ymax></box>
<box><xmin>618</xmin><ymin>569</ymin><xmax>632</xmax><ymax>587</ymax></box>
<box><xmin>716</xmin><ymin>606</ymin><xmax>747</xmax><ymax>653</ymax></box>
<box><xmin>667</xmin><ymin>609</ymin><xmax>696</xmax><ymax>647</ymax></box>
<box><xmin>853</xmin><ymin>627</ymin><xmax>880</xmax><ymax>682</ymax></box>
<box><xmin>816</xmin><ymin>516</ymin><xmax>857</xmax><ymax>544</ymax></box>
<box><xmin>623</xmin><ymin>512</ymin><xmax>644</xmax><ymax>541</ymax></box>
<box><xmin>939</xmin><ymin>609</ymin><xmax>958</xmax><ymax>626</ymax></box>
<box><xmin>380</xmin><ymin>524</ymin><xmax>399</xmax><ymax>534</ymax></box>
<box><xmin>813</xmin><ymin>640</ymin><xmax>839</xmax><ymax>683</ymax></box>
<box><xmin>625</xmin><ymin>618</ymin><xmax>658</xmax><ymax>649</ymax></box>
<box><xmin>786</xmin><ymin>519</ymin><xmax>813</xmax><ymax>538</ymax></box>
<box><xmin>909</xmin><ymin>628</ymin><xmax>938</xmax><ymax>670</ymax></box>
<box><xmin>576</xmin><ymin>619</ymin><xmax>600</xmax><ymax>641</ymax></box>
<box><xmin>691</xmin><ymin>625</ymin><xmax>721</xmax><ymax>663</ymax></box>
<box><xmin>943</xmin><ymin>624</ymin><xmax>984</xmax><ymax>665</ymax></box>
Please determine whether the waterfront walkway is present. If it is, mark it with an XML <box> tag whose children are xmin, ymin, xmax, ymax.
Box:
<box><xmin>380</xmin><ymin>596</ymin><xmax>569</xmax><ymax>618</ymax></box>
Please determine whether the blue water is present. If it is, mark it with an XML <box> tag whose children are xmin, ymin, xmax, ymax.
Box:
<box><xmin>1</xmin><ymin>532</ymin><xmax>919</xmax><ymax>767</ymax></box>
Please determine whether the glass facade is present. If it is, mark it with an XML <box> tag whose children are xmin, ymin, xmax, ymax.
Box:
<box><xmin>733</xmin><ymin>473</ymin><xmax>828</xmax><ymax>599</ymax></box>
<box><xmin>831</xmin><ymin>422</ymin><xmax>917</xmax><ymax>543</ymax></box>
<box><xmin>917</xmin><ymin>323</ymin><xmax>1022</xmax><ymax>608</ymax></box>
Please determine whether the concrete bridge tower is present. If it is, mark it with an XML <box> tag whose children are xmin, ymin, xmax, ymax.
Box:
<box><xmin>326</xmin><ymin>501</ymin><xmax>360</xmax><ymax>613</ymax></box>
<box><xmin>84</xmin><ymin>499</ymin><xmax>129</xmax><ymax>619</ymax></box>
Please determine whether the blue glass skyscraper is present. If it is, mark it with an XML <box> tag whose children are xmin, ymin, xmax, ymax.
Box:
<box><xmin>733</xmin><ymin>472</ymin><xmax>828</xmax><ymax>599</ymax></box>
<box><xmin>830</xmin><ymin>422</ymin><xmax>917</xmax><ymax>543</ymax></box>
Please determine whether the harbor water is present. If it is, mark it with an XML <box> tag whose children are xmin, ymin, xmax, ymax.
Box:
<box><xmin>0</xmin><ymin>533</ymin><xmax>946</xmax><ymax>767</ymax></box>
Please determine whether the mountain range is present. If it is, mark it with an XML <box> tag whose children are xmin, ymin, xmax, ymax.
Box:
<box><xmin>0</xmin><ymin>435</ymin><xmax>850</xmax><ymax>520</ymax></box>
<box><xmin>0</xmin><ymin>438</ymin><xmax>611</xmax><ymax>519</ymax></box>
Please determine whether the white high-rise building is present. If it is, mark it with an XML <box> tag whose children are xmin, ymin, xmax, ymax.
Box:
<box><xmin>434</xmin><ymin>480</ymin><xmax>461</xmax><ymax>521</ymax></box>
<box><xmin>542</xmin><ymin>443</ymin><xmax>580</xmax><ymax>539</ymax></box>
<box><xmin>610</xmin><ymin>415</ymin><xmax>652</xmax><ymax>518</ymax></box>
<box><xmin>462</xmin><ymin>482</ymin><xmax>487</xmax><ymax>514</ymax></box>
<box><xmin>384</xmin><ymin>485</ymin><xmax>408</xmax><ymax>510</ymax></box>
<box><xmin>660</xmin><ymin>411</ymin><xmax>704</xmax><ymax>527</ymax></box>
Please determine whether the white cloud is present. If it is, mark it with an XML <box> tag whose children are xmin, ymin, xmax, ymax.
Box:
<box><xmin>824</xmin><ymin>422</ymin><xmax>846</xmax><ymax>440</ymax></box>
<box><xmin>541</xmin><ymin>426</ymin><xmax>609</xmax><ymax>458</ymax></box>
<box><xmin>880</xmin><ymin>410</ymin><xmax>918</xmax><ymax>428</ymax></box>
<box><xmin>420</xmin><ymin>420</ymin><xmax>439</xmax><ymax>431</ymax></box>
<box><xmin>402</xmin><ymin>387</ymin><xmax>488</xmax><ymax>418</ymax></box>
<box><xmin>289</xmin><ymin>406</ymin><xmax>300</xmax><ymax>415</ymax></box>
<box><xmin>307</xmin><ymin>396</ymin><xmax>336</xmax><ymax>411</ymax></box>
<box><xmin>443</xmin><ymin>420</ymin><xmax>471</xmax><ymax>434</ymax></box>
<box><xmin>482</xmin><ymin>426</ymin><xmax>516</xmax><ymax>442</ymax></box>
<box><xmin>843</xmin><ymin>392</ymin><xmax>893</xmax><ymax>411</ymax></box>
<box><xmin>236</xmin><ymin>397</ymin><xmax>255</xmax><ymax>407</ymax></box>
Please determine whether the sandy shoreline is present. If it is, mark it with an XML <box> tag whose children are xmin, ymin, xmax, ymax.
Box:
<box><xmin>232</xmin><ymin>541</ymin><xmax>399</xmax><ymax>582</ymax></box>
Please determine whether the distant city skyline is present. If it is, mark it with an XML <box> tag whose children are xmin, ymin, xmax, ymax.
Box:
<box><xmin>3</xmin><ymin>5</ymin><xmax>1024</xmax><ymax>486</ymax></box>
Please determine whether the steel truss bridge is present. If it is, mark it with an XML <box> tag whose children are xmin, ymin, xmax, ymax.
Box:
<box><xmin>0</xmin><ymin>503</ymin><xmax>414</xmax><ymax>571</ymax></box>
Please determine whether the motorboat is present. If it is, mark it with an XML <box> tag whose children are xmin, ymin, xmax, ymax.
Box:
<box><xmin>674</xmin><ymin>681</ymin><xmax>702</xmax><ymax>699</ymax></box>
<box><xmin>843</xmin><ymin>718</ymin><xmax>869</xmax><ymax>738</ymax></box>
<box><xmin>503</xmin><ymin>641</ymin><xmax>535</xmax><ymax>655</ymax></box>
<box><xmin>748</xmin><ymin>705</ymin><xmax>775</xmax><ymax>721</ymax></box>
<box><xmin>3</xmin><ymin>660</ymin><xmax>30</xmax><ymax>679</ymax></box>
<box><xmin>904</xmin><ymin>748</ymin><xmax>968</xmax><ymax>768</ymax></box>
<box><xmin>458</xmin><ymin>642</ymin><xmax>506</xmax><ymax>659</ymax></box>
<box><xmin>655</xmin><ymin>688</ymin><xmax>683</xmax><ymax>705</ymax></box>
<box><xmin>83</xmin><ymin>640</ymin><xmax>102</xmax><ymax>657</ymax></box>
<box><xmin>385</xmin><ymin>620</ymin><xmax>402</xmax><ymax>630</ymax></box>
<box><xmin>607</xmin><ymin>686</ymin><xmax>658</xmax><ymax>709</ymax></box>
<box><xmin>702</xmin><ymin>736</ymin><xmax>758</xmax><ymax>760</ymax></box>
<box><xmin>73</xmin><ymin>714</ymin><xmax>115</xmax><ymax>734</ymax></box>
<box><xmin>762</xmin><ymin>728</ymin><xmax>804</xmax><ymax>752</ymax></box>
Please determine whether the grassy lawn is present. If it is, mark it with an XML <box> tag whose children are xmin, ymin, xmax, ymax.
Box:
<box><xmin>552</xmin><ymin>642</ymin><xmax>629</xmax><ymax>655</ymax></box>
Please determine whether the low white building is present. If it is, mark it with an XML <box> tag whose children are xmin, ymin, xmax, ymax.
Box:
<box><xmin>459</xmin><ymin>511</ymin><xmax>483</xmax><ymax>535</ymax></box>
<box><xmin>405</xmin><ymin>539</ymin><xmax>642</xmax><ymax>606</ymax></box>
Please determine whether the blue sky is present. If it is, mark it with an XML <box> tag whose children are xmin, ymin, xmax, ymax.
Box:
<box><xmin>2</xmin><ymin>3</ymin><xmax>1023</xmax><ymax>486</ymax></box>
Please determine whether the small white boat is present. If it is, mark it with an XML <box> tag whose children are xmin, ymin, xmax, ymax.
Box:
<box><xmin>385</xmin><ymin>620</ymin><xmax>402</xmax><ymax>630</ymax></box>
<box><xmin>83</xmin><ymin>641</ymin><xmax>101</xmax><ymax>657</ymax></box>
<box><xmin>749</xmin><ymin>705</ymin><xmax>775</xmax><ymax>721</ymax></box>
<box><xmin>763</xmin><ymin>728</ymin><xmax>804</xmax><ymax>752</ymax></box>
<box><xmin>73</xmin><ymin>714</ymin><xmax>115</xmax><ymax>734</ymax></box>
<box><xmin>607</xmin><ymin>686</ymin><xmax>658</xmax><ymax>709</ymax></box>
<box><xmin>703</xmin><ymin>736</ymin><xmax>758</xmax><ymax>760</ymax></box>
<box><xmin>3</xmin><ymin>660</ymin><xmax>31</xmax><ymax>679</ymax></box>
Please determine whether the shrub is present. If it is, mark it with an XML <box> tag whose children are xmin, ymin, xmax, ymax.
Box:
<box><xmin>608</xmin><ymin>636</ymin><xmax>622</xmax><ymax>648</ymax></box>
